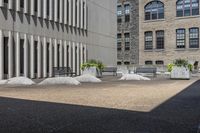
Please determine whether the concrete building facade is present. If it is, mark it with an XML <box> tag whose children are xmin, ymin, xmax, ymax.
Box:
<box><xmin>117</xmin><ymin>0</ymin><xmax>139</xmax><ymax>66</ymax></box>
<box><xmin>0</xmin><ymin>0</ymin><xmax>117</xmax><ymax>79</ymax></box>
<box><xmin>139</xmin><ymin>0</ymin><xmax>200</xmax><ymax>66</ymax></box>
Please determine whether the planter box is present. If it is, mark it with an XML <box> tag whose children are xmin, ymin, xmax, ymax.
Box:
<box><xmin>171</xmin><ymin>66</ymin><xmax>190</xmax><ymax>80</ymax></box>
<box><xmin>82</xmin><ymin>67</ymin><xmax>102</xmax><ymax>77</ymax></box>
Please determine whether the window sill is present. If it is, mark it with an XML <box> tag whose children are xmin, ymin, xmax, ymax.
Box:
<box><xmin>188</xmin><ymin>48</ymin><xmax>199</xmax><ymax>50</ymax></box>
<box><xmin>144</xmin><ymin>49</ymin><xmax>165</xmax><ymax>52</ymax></box>
<box><xmin>143</xmin><ymin>19</ymin><xmax>165</xmax><ymax>23</ymax></box>
<box><xmin>144</xmin><ymin>50</ymin><xmax>153</xmax><ymax>52</ymax></box>
<box><xmin>154</xmin><ymin>49</ymin><xmax>165</xmax><ymax>52</ymax></box>
<box><xmin>176</xmin><ymin>15</ymin><xmax>200</xmax><ymax>20</ymax></box>
<box><xmin>175</xmin><ymin>48</ymin><xmax>186</xmax><ymax>51</ymax></box>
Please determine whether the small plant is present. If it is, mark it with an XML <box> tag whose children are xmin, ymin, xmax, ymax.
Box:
<box><xmin>188</xmin><ymin>64</ymin><xmax>193</xmax><ymax>72</ymax></box>
<box><xmin>167</xmin><ymin>64</ymin><xmax>174</xmax><ymax>72</ymax></box>
<box><xmin>81</xmin><ymin>59</ymin><xmax>105</xmax><ymax>71</ymax></box>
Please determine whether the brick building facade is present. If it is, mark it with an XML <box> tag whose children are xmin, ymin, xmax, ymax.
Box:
<box><xmin>117</xmin><ymin>0</ymin><xmax>139</xmax><ymax>66</ymax></box>
<box><xmin>140</xmin><ymin>0</ymin><xmax>200</xmax><ymax>66</ymax></box>
<box><xmin>118</xmin><ymin>0</ymin><xmax>200</xmax><ymax>67</ymax></box>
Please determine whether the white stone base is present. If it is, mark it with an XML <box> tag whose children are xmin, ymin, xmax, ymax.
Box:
<box><xmin>171</xmin><ymin>67</ymin><xmax>190</xmax><ymax>80</ymax></box>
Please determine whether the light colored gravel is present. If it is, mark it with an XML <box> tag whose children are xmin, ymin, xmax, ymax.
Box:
<box><xmin>0</xmin><ymin>77</ymin><xmax>197</xmax><ymax>112</ymax></box>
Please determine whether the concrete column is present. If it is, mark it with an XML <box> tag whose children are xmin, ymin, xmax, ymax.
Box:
<box><xmin>8</xmin><ymin>31</ymin><xmax>13</xmax><ymax>78</ymax></box>
<box><xmin>49</xmin><ymin>0</ymin><xmax>53</xmax><ymax>20</ymax></box>
<box><xmin>49</xmin><ymin>38</ymin><xmax>53</xmax><ymax>77</ymax></box>
<box><xmin>0</xmin><ymin>0</ymin><xmax>4</xmax><ymax>7</ymax></box>
<box><xmin>84</xmin><ymin>44</ymin><xmax>87</xmax><ymax>63</ymax></box>
<box><xmin>64</xmin><ymin>40</ymin><xmax>67</xmax><ymax>67</ymax></box>
<box><xmin>73</xmin><ymin>0</ymin><xmax>76</xmax><ymax>27</ymax></box>
<box><xmin>80</xmin><ymin>0</ymin><xmax>83</xmax><ymax>29</ymax></box>
<box><xmin>64</xmin><ymin>0</ymin><xmax>68</xmax><ymax>24</ymax></box>
<box><xmin>54</xmin><ymin>39</ymin><xmax>58</xmax><ymax>67</ymax></box>
<box><xmin>54</xmin><ymin>0</ymin><xmax>58</xmax><ymax>22</ymax></box>
<box><xmin>30</xmin><ymin>35</ymin><xmax>35</xmax><ymax>78</ymax></box>
<box><xmin>8</xmin><ymin>0</ymin><xmax>13</xmax><ymax>10</ymax></box>
<box><xmin>59</xmin><ymin>0</ymin><xmax>63</xmax><ymax>23</ymax></box>
<box><xmin>24</xmin><ymin>34</ymin><xmax>28</xmax><ymax>77</ymax></box>
<box><xmin>0</xmin><ymin>30</ymin><xmax>3</xmax><ymax>80</ymax></box>
<box><xmin>77</xmin><ymin>0</ymin><xmax>80</xmax><ymax>28</ymax></box>
<box><xmin>84</xmin><ymin>0</ymin><xmax>87</xmax><ymax>30</ymax></box>
<box><xmin>37</xmin><ymin>36</ymin><xmax>42</xmax><ymax>78</ymax></box>
<box><xmin>24</xmin><ymin>0</ymin><xmax>28</xmax><ymax>14</ymax></box>
<box><xmin>72</xmin><ymin>42</ymin><xmax>76</xmax><ymax>73</ymax></box>
<box><xmin>69</xmin><ymin>0</ymin><xmax>72</xmax><ymax>26</ymax></box>
<box><xmin>43</xmin><ymin>37</ymin><xmax>47</xmax><ymax>78</ymax></box>
<box><xmin>43</xmin><ymin>0</ymin><xmax>47</xmax><ymax>19</ymax></box>
<box><xmin>38</xmin><ymin>0</ymin><xmax>42</xmax><ymax>17</ymax></box>
<box><xmin>76</xmin><ymin>43</ymin><xmax>80</xmax><ymax>75</ymax></box>
<box><xmin>16</xmin><ymin>32</ymin><xmax>20</xmax><ymax>77</ymax></box>
<box><xmin>16</xmin><ymin>0</ymin><xmax>20</xmax><ymax>12</ymax></box>
<box><xmin>80</xmin><ymin>43</ymin><xmax>83</xmax><ymax>74</ymax></box>
<box><xmin>31</xmin><ymin>0</ymin><xmax>35</xmax><ymax>16</ymax></box>
<box><xmin>59</xmin><ymin>40</ymin><xmax>63</xmax><ymax>67</ymax></box>
<box><xmin>68</xmin><ymin>41</ymin><xmax>72</xmax><ymax>68</ymax></box>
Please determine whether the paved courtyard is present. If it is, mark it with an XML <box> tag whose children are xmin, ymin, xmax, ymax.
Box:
<box><xmin>0</xmin><ymin>77</ymin><xmax>200</xmax><ymax>133</ymax></box>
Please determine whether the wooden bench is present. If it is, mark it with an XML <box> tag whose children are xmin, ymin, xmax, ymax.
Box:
<box><xmin>102</xmin><ymin>67</ymin><xmax>117</xmax><ymax>76</ymax></box>
<box><xmin>53</xmin><ymin>67</ymin><xmax>76</xmax><ymax>77</ymax></box>
<box><xmin>136</xmin><ymin>67</ymin><xmax>157</xmax><ymax>77</ymax></box>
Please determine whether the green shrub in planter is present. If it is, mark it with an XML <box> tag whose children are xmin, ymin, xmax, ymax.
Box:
<box><xmin>167</xmin><ymin>59</ymin><xmax>193</xmax><ymax>72</ymax></box>
<box><xmin>81</xmin><ymin>59</ymin><xmax>105</xmax><ymax>71</ymax></box>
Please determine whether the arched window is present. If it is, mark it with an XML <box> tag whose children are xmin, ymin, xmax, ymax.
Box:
<box><xmin>145</xmin><ymin>1</ymin><xmax>164</xmax><ymax>20</ymax></box>
<box><xmin>177</xmin><ymin>0</ymin><xmax>199</xmax><ymax>17</ymax></box>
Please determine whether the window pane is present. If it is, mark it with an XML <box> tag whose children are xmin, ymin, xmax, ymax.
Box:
<box><xmin>145</xmin><ymin>31</ymin><xmax>153</xmax><ymax>50</ymax></box>
<box><xmin>176</xmin><ymin>29</ymin><xmax>185</xmax><ymax>48</ymax></box>
<box><xmin>189</xmin><ymin>28</ymin><xmax>199</xmax><ymax>48</ymax></box>
<box><xmin>156</xmin><ymin>31</ymin><xmax>164</xmax><ymax>49</ymax></box>
<box><xmin>124</xmin><ymin>4</ymin><xmax>130</xmax><ymax>14</ymax></box>
<box><xmin>177</xmin><ymin>0</ymin><xmax>199</xmax><ymax>17</ymax></box>
<box><xmin>145</xmin><ymin>1</ymin><xmax>164</xmax><ymax>20</ymax></box>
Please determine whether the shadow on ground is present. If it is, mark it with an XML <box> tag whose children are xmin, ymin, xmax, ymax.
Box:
<box><xmin>0</xmin><ymin>80</ymin><xmax>200</xmax><ymax>133</ymax></box>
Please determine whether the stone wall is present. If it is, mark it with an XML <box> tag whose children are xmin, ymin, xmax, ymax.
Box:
<box><xmin>117</xmin><ymin>0</ymin><xmax>139</xmax><ymax>65</ymax></box>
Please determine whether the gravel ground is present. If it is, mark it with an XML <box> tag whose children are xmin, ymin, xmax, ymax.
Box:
<box><xmin>0</xmin><ymin>76</ymin><xmax>200</xmax><ymax>133</ymax></box>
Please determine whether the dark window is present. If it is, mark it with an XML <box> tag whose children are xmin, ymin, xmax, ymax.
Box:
<box><xmin>145</xmin><ymin>61</ymin><xmax>153</xmax><ymax>65</ymax></box>
<box><xmin>176</xmin><ymin>0</ymin><xmax>199</xmax><ymax>17</ymax></box>
<box><xmin>176</xmin><ymin>29</ymin><xmax>186</xmax><ymax>48</ymax></box>
<box><xmin>117</xmin><ymin>62</ymin><xmax>122</xmax><ymax>65</ymax></box>
<box><xmin>156</xmin><ymin>30</ymin><xmax>164</xmax><ymax>49</ymax></box>
<box><xmin>156</xmin><ymin>60</ymin><xmax>164</xmax><ymax>65</ymax></box>
<box><xmin>117</xmin><ymin>33</ymin><xmax>122</xmax><ymax>43</ymax></box>
<box><xmin>145</xmin><ymin>1</ymin><xmax>164</xmax><ymax>20</ymax></box>
<box><xmin>189</xmin><ymin>27</ymin><xmax>199</xmax><ymax>48</ymax></box>
<box><xmin>35</xmin><ymin>0</ymin><xmax>38</xmax><ymax>12</ymax></box>
<box><xmin>145</xmin><ymin>31</ymin><xmax>153</xmax><ymax>50</ymax></box>
<box><xmin>117</xmin><ymin>43</ymin><xmax>122</xmax><ymax>51</ymax></box>
<box><xmin>124</xmin><ymin>33</ymin><xmax>130</xmax><ymax>51</ymax></box>
<box><xmin>20</xmin><ymin>0</ymin><xmax>24</xmax><ymax>8</ymax></box>
<box><xmin>47</xmin><ymin>0</ymin><xmax>50</xmax><ymax>16</ymax></box>
<box><xmin>4</xmin><ymin>0</ymin><xmax>8</xmax><ymax>4</ymax></box>
<box><xmin>117</xmin><ymin>33</ymin><xmax>122</xmax><ymax>51</ymax></box>
<box><xmin>117</xmin><ymin>17</ymin><xmax>122</xmax><ymax>23</ymax></box>
<box><xmin>58</xmin><ymin>0</ymin><xmax>60</xmax><ymax>20</ymax></box>
<box><xmin>125</xmin><ymin>15</ymin><xmax>130</xmax><ymax>22</ymax></box>
<box><xmin>124</xmin><ymin>62</ymin><xmax>130</xmax><ymax>65</ymax></box>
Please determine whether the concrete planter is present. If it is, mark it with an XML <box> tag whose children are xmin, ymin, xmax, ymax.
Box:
<box><xmin>82</xmin><ymin>67</ymin><xmax>102</xmax><ymax>77</ymax></box>
<box><xmin>170</xmin><ymin>66</ymin><xmax>190</xmax><ymax>80</ymax></box>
